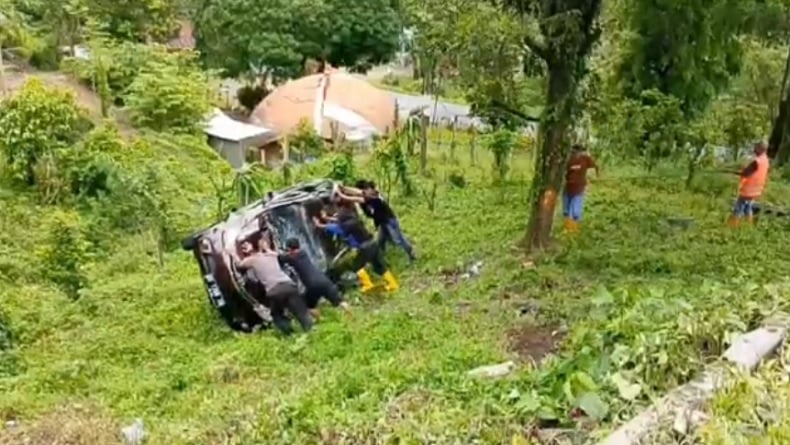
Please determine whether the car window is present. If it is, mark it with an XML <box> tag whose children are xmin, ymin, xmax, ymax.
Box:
<box><xmin>266</xmin><ymin>204</ymin><xmax>328</xmax><ymax>269</ymax></box>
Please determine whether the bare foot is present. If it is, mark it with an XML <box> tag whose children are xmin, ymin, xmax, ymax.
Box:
<box><xmin>310</xmin><ymin>309</ymin><xmax>321</xmax><ymax>321</ymax></box>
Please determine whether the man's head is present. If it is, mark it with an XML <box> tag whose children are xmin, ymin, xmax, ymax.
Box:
<box><xmin>571</xmin><ymin>144</ymin><xmax>584</xmax><ymax>154</ymax></box>
<box><xmin>240</xmin><ymin>240</ymin><xmax>253</xmax><ymax>255</ymax></box>
<box><xmin>754</xmin><ymin>141</ymin><xmax>767</xmax><ymax>156</ymax></box>
<box><xmin>285</xmin><ymin>237</ymin><xmax>300</xmax><ymax>254</ymax></box>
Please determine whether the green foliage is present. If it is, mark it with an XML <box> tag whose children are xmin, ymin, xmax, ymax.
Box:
<box><xmin>61</xmin><ymin>42</ymin><xmax>201</xmax><ymax>106</ymax></box>
<box><xmin>619</xmin><ymin>0</ymin><xmax>748</xmax><ymax>116</ymax></box>
<box><xmin>126</xmin><ymin>59</ymin><xmax>211</xmax><ymax>133</ymax></box>
<box><xmin>37</xmin><ymin>210</ymin><xmax>90</xmax><ymax>299</ymax></box>
<box><xmin>716</xmin><ymin>98</ymin><xmax>768</xmax><ymax>161</ymax></box>
<box><xmin>288</xmin><ymin>119</ymin><xmax>325</xmax><ymax>161</ymax></box>
<box><xmin>236</xmin><ymin>84</ymin><xmax>269</xmax><ymax>111</ymax></box>
<box><xmin>452</xmin><ymin>3</ymin><xmax>535</xmax><ymax>127</ymax></box>
<box><xmin>731</xmin><ymin>38</ymin><xmax>786</xmax><ymax>122</ymax></box>
<box><xmin>0</xmin><ymin>307</ymin><xmax>18</xmax><ymax>378</ymax></box>
<box><xmin>194</xmin><ymin>0</ymin><xmax>400</xmax><ymax>80</ymax></box>
<box><xmin>327</xmin><ymin>152</ymin><xmax>356</xmax><ymax>183</ymax></box>
<box><xmin>486</xmin><ymin>128</ymin><xmax>517</xmax><ymax>182</ymax></box>
<box><xmin>373</xmin><ymin>134</ymin><xmax>413</xmax><ymax>197</ymax></box>
<box><xmin>0</xmin><ymin>79</ymin><xmax>88</xmax><ymax>185</ymax></box>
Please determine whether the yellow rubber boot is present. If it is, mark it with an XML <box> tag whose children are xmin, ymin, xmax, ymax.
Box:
<box><xmin>727</xmin><ymin>215</ymin><xmax>739</xmax><ymax>228</ymax></box>
<box><xmin>382</xmin><ymin>270</ymin><xmax>399</xmax><ymax>292</ymax></box>
<box><xmin>356</xmin><ymin>268</ymin><xmax>375</xmax><ymax>293</ymax></box>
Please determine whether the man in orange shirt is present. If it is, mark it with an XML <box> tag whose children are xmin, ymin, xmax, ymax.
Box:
<box><xmin>563</xmin><ymin>144</ymin><xmax>599</xmax><ymax>233</ymax></box>
<box><xmin>728</xmin><ymin>142</ymin><xmax>770</xmax><ymax>227</ymax></box>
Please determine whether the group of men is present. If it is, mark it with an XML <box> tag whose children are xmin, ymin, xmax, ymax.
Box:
<box><xmin>231</xmin><ymin>179</ymin><xmax>415</xmax><ymax>336</ymax></box>
<box><xmin>561</xmin><ymin>141</ymin><xmax>771</xmax><ymax>232</ymax></box>
<box><xmin>227</xmin><ymin>139</ymin><xmax>768</xmax><ymax>336</ymax></box>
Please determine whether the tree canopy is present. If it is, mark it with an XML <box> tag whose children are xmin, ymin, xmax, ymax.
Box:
<box><xmin>194</xmin><ymin>0</ymin><xmax>401</xmax><ymax>81</ymax></box>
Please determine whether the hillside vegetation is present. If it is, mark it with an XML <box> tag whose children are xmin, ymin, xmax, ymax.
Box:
<box><xmin>3</xmin><ymin>0</ymin><xmax>790</xmax><ymax>443</ymax></box>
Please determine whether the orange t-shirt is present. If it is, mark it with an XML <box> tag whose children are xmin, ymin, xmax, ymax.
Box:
<box><xmin>565</xmin><ymin>152</ymin><xmax>596</xmax><ymax>196</ymax></box>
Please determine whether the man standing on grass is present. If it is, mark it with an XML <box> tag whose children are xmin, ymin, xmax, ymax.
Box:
<box><xmin>313</xmin><ymin>201</ymin><xmax>399</xmax><ymax>293</ymax></box>
<box><xmin>279</xmin><ymin>237</ymin><xmax>350</xmax><ymax>320</ymax></box>
<box><xmin>232</xmin><ymin>237</ymin><xmax>313</xmax><ymax>336</ymax></box>
<box><xmin>337</xmin><ymin>180</ymin><xmax>417</xmax><ymax>262</ymax></box>
<box><xmin>563</xmin><ymin>144</ymin><xmax>599</xmax><ymax>234</ymax></box>
<box><xmin>728</xmin><ymin>141</ymin><xmax>770</xmax><ymax>227</ymax></box>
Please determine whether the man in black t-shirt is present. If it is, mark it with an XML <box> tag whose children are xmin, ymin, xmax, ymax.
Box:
<box><xmin>279</xmin><ymin>238</ymin><xmax>349</xmax><ymax>318</ymax></box>
<box><xmin>340</xmin><ymin>180</ymin><xmax>416</xmax><ymax>262</ymax></box>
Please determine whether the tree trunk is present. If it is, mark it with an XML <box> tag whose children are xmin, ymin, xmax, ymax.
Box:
<box><xmin>524</xmin><ymin>64</ymin><xmax>574</xmax><ymax>250</ymax></box>
<box><xmin>768</xmin><ymin>45</ymin><xmax>790</xmax><ymax>160</ymax></box>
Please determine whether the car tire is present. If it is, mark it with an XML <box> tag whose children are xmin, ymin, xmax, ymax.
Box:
<box><xmin>181</xmin><ymin>235</ymin><xmax>197</xmax><ymax>251</ymax></box>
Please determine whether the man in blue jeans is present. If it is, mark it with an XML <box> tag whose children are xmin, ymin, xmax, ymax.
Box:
<box><xmin>337</xmin><ymin>181</ymin><xmax>416</xmax><ymax>262</ymax></box>
<box><xmin>563</xmin><ymin>144</ymin><xmax>599</xmax><ymax>234</ymax></box>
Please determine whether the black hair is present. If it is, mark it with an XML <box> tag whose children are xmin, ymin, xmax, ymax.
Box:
<box><xmin>571</xmin><ymin>144</ymin><xmax>584</xmax><ymax>152</ymax></box>
<box><xmin>285</xmin><ymin>238</ymin><xmax>300</xmax><ymax>249</ymax></box>
<box><xmin>303</xmin><ymin>199</ymin><xmax>323</xmax><ymax>219</ymax></box>
<box><xmin>354</xmin><ymin>179</ymin><xmax>370</xmax><ymax>189</ymax></box>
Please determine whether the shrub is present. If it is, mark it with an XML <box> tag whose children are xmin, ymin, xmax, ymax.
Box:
<box><xmin>237</xmin><ymin>85</ymin><xmax>269</xmax><ymax>111</ymax></box>
<box><xmin>37</xmin><ymin>210</ymin><xmax>91</xmax><ymax>299</ymax></box>
<box><xmin>0</xmin><ymin>78</ymin><xmax>88</xmax><ymax>185</ymax></box>
<box><xmin>288</xmin><ymin>119</ymin><xmax>325</xmax><ymax>161</ymax></box>
<box><xmin>126</xmin><ymin>60</ymin><xmax>212</xmax><ymax>133</ymax></box>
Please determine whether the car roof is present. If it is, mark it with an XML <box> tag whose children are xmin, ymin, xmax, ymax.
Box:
<box><xmin>198</xmin><ymin>178</ymin><xmax>337</xmax><ymax>249</ymax></box>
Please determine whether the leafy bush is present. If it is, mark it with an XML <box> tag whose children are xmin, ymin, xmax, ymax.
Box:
<box><xmin>486</xmin><ymin>128</ymin><xmax>516</xmax><ymax>183</ymax></box>
<box><xmin>61</xmin><ymin>42</ymin><xmax>200</xmax><ymax>106</ymax></box>
<box><xmin>0</xmin><ymin>79</ymin><xmax>89</xmax><ymax>185</ymax></box>
<box><xmin>126</xmin><ymin>60</ymin><xmax>212</xmax><ymax>133</ymax></box>
<box><xmin>236</xmin><ymin>85</ymin><xmax>269</xmax><ymax>111</ymax></box>
<box><xmin>288</xmin><ymin>119</ymin><xmax>325</xmax><ymax>160</ymax></box>
<box><xmin>36</xmin><ymin>210</ymin><xmax>90</xmax><ymax>299</ymax></box>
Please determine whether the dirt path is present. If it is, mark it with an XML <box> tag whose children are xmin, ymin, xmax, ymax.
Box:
<box><xmin>1</xmin><ymin>63</ymin><xmax>136</xmax><ymax>137</ymax></box>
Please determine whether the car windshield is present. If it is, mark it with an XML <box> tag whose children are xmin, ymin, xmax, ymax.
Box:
<box><xmin>267</xmin><ymin>203</ymin><xmax>328</xmax><ymax>269</ymax></box>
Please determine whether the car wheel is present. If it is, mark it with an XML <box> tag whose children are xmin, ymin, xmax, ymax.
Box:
<box><xmin>181</xmin><ymin>235</ymin><xmax>197</xmax><ymax>251</ymax></box>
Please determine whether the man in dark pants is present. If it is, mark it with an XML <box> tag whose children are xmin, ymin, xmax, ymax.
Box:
<box><xmin>339</xmin><ymin>181</ymin><xmax>416</xmax><ymax>262</ymax></box>
<box><xmin>279</xmin><ymin>237</ymin><xmax>350</xmax><ymax>319</ymax></box>
<box><xmin>233</xmin><ymin>238</ymin><xmax>313</xmax><ymax>335</ymax></box>
<box><xmin>313</xmin><ymin>202</ymin><xmax>399</xmax><ymax>293</ymax></box>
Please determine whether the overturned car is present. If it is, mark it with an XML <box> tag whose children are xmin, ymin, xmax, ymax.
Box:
<box><xmin>181</xmin><ymin>179</ymin><xmax>356</xmax><ymax>332</ymax></box>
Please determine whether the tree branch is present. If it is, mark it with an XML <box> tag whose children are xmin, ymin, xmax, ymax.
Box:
<box><xmin>579</xmin><ymin>0</ymin><xmax>603</xmax><ymax>57</ymax></box>
<box><xmin>523</xmin><ymin>33</ymin><xmax>548</xmax><ymax>61</ymax></box>
<box><xmin>490</xmin><ymin>99</ymin><xmax>540</xmax><ymax>122</ymax></box>
<box><xmin>579</xmin><ymin>23</ymin><xmax>601</xmax><ymax>58</ymax></box>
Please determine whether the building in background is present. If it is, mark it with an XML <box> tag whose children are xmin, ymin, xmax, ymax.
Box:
<box><xmin>204</xmin><ymin>109</ymin><xmax>279</xmax><ymax>168</ymax></box>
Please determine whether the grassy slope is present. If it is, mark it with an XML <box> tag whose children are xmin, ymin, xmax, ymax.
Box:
<box><xmin>2</xmin><ymin>138</ymin><xmax>790</xmax><ymax>444</ymax></box>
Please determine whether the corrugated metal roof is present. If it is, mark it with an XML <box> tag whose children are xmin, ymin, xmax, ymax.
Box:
<box><xmin>204</xmin><ymin>109</ymin><xmax>276</xmax><ymax>142</ymax></box>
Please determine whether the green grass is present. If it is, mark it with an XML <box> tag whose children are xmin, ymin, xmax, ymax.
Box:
<box><xmin>3</xmin><ymin>138</ymin><xmax>790</xmax><ymax>444</ymax></box>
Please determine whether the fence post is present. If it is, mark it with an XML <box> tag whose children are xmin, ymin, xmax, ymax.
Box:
<box><xmin>450</xmin><ymin>116</ymin><xmax>458</xmax><ymax>162</ymax></box>
<box><xmin>469</xmin><ymin>126</ymin><xmax>476</xmax><ymax>165</ymax></box>
<box><xmin>420</xmin><ymin>113</ymin><xmax>429</xmax><ymax>174</ymax></box>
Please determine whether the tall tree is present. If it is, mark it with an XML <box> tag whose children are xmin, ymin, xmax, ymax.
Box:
<box><xmin>504</xmin><ymin>0</ymin><xmax>603</xmax><ymax>250</ymax></box>
<box><xmin>194</xmin><ymin>0</ymin><xmax>400</xmax><ymax>82</ymax></box>
<box><xmin>618</xmin><ymin>0</ymin><xmax>748</xmax><ymax>118</ymax></box>
<box><xmin>13</xmin><ymin>0</ymin><xmax>179</xmax><ymax>43</ymax></box>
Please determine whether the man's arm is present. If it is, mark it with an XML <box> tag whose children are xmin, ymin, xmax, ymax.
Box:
<box><xmin>313</xmin><ymin>216</ymin><xmax>327</xmax><ymax>229</ymax></box>
<box><xmin>277</xmin><ymin>253</ymin><xmax>294</xmax><ymax>266</ymax></box>
<box><xmin>335</xmin><ymin>190</ymin><xmax>365</xmax><ymax>204</ymax></box>
<box><xmin>359</xmin><ymin>202</ymin><xmax>374</xmax><ymax>218</ymax></box>
<box><xmin>237</xmin><ymin>255</ymin><xmax>254</xmax><ymax>269</ymax></box>
<box><xmin>740</xmin><ymin>160</ymin><xmax>758</xmax><ymax>178</ymax></box>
